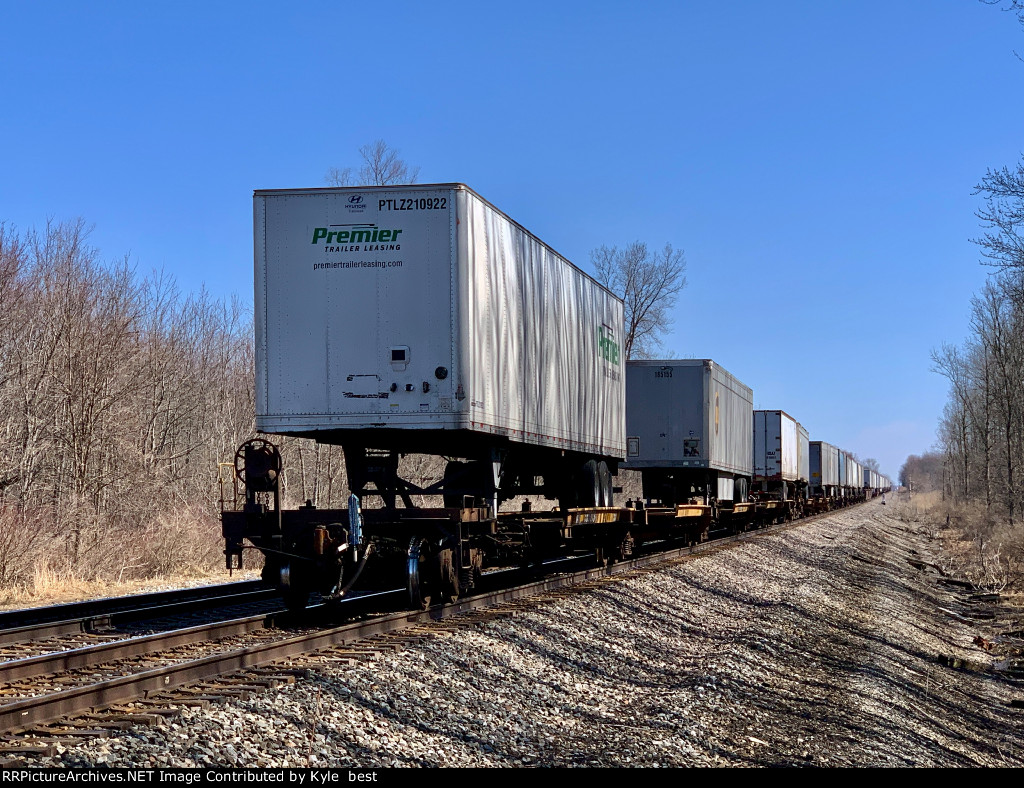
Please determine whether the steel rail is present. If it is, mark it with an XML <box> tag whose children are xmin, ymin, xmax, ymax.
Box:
<box><xmin>0</xmin><ymin>580</ymin><xmax>270</xmax><ymax>636</ymax></box>
<box><xmin>0</xmin><ymin>615</ymin><xmax>274</xmax><ymax>683</ymax></box>
<box><xmin>0</xmin><ymin>587</ymin><xmax>282</xmax><ymax>649</ymax></box>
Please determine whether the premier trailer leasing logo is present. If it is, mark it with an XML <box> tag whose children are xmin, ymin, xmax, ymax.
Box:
<box><xmin>311</xmin><ymin>223</ymin><xmax>403</xmax><ymax>253</ymax></box>
<box><xmin>311</xmin><ymin>225</ymin><xmax>403</xmax><ymax>245</ymax></box>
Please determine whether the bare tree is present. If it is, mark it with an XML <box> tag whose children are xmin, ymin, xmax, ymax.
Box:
<box><xmin>980</xmin><ymin>0</ymin><xmax>1024</xmax><ymax>37</ymax></box>
<box><xmin>591</xmin><ymin>242</ymin><xmax>687</xmax><ymax>359</ymax></box>
<box><xmin>324</xmin><ymin>167</ymin><xmax>353</xmax><ymax>187</ymax></box>
<box><xmin>0</xmin><ymin>219</ymin><xmax>262</xmax><ymax>588</ymax></box>
<box><xmin>932</xmin><ymin>270</ymin><xmax>1024</xmax><ymax>522</ymax></box>
<box><xmin>325</xmin><ymin>140</ymin><xmax>420</xmax><ymax>187</ymax></box>
<box><xmin>973</xmin><ymin>156</ymin><xmax>1024</xmax><ymax>283</ymax></box>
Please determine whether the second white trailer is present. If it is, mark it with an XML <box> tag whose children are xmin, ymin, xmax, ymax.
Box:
<box><xmin>624</xmin><ymin>359</ymin><xmax>754</xmax><ymax>510</ymax></box>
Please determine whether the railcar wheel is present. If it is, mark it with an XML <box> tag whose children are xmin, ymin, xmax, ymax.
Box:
<box><xmin>279</xmin><ymin>563</ymin><xmax>311</xmax><ymax>612</ymax></box>
<box><xmin>407</xmin><ymin>537</ymin><xmax>435</xmax><ymax>610</ymax></box>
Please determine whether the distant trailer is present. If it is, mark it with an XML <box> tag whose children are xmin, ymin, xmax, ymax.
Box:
<box><xmin>624</xmin><ymin>359</ymin><xmax>754</xmax><ymax>529</ymax></box>
<box><xmin>863</xmin><ymin>467</ymin><xmax>880</xmax><ymax>496</ymax></box>
<box><xmin>752</xmin><ymin>410</ymin><xmax>809</xmax><ymax>522</ymax></box>
<box><xmin>809</xmin><ymin>440</ymin><xmax>841</xmax><ymax>510</ymax></box>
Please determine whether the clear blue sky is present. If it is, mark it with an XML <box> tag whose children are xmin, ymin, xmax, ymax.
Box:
<box><xmin>3</xmin><ymin>1</ymin><xmax>1023</xmax><ymax>481</ymax></box>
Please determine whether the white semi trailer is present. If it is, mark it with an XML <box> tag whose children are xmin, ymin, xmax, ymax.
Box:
<box><xmin>253</xmin><ymin>183</ymin><xmax>626</xmax><ymax>508</ymax></box>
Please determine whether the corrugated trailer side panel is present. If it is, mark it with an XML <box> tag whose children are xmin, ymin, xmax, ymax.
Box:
<box><xmin>851</xmin><ymin>457</ymin><xmax>861</xmax><ymax>489</ymax></box>
<box><xmin>826</xmin><ymin>444</ymin><xmax>840</xmax><ymax>485</ymax></box>
<box><xmin>779</xmin><ymin>414</ymin><xmax>798</xmax><ymax>480</ymax></box>
<box><xmin>459</xmin><ymin>190</ymin><xmax>625</xmax><ymax>458</ymax></box>
<box><xmin>710</xmin><ymin>363</ymin><xmax>753</xmax><ymax>476</ymax></box>
<box><xmin>797</xmin><ymin>421</ymin><xmax>810</xmax><ymax>482</ymax></box>
<box><xmin>810</xmin><ymin>441</ymin><xmax>840</xmax><ymax>487</ymax></box>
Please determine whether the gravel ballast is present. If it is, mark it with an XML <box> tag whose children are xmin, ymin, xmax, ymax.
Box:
<box><xmin>35</xmin><ymin>499</ymin><xmax>1024</xmax><ymax>767</ymax></box>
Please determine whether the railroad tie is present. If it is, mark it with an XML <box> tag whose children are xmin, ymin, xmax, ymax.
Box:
<box><xmin>24</xmin><ymin>726</ymin><xmax>111</xmax><ymax>738</ymax></box>
<box><xmin>139</xmin><ymin>696</ymin><xmax>210</xmax><ymax>710</ymax></box>
<box><xmin>0</xmin><ymin>741</ymin><xmax>56</xmax><ymax>758</ymax></box>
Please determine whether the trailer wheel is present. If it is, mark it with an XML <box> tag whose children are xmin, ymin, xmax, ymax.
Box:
<box><xmin>597</xmin><ymin>461</ymin><xmax>613</xmax><ymax>507</ymax></box>
<box><xmin>577</xmin><ymin>459</ymin><xmax>600</xmax><ymax>508</ymax></box>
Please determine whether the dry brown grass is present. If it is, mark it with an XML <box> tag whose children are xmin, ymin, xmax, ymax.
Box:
<box><xmin>0</xmin><ymin>567</ymin><xmax>260</xmax><ymax>612</ymax></box>
<box><xmin>0</xmin><ymin>507</ymin><xmax>260</xmax><ymax>611</ymax></box>
<box><xmin>898</xmin><ymin>490</ymin><xmax>1024</xmax><ymax>595</ymax></box>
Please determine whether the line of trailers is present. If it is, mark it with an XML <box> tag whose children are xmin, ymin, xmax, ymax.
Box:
<box><xmin>222</xmin><ymin>183</ymin><xmax>892</xmax><ymax>610</ymax></box>
<box><xmin>623</xmin><ymin>360</ymin><xmax>891</xmax><ymax>524</ymax></box>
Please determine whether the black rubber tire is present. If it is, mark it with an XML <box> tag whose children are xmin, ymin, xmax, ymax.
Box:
<box><xmin>577</xmin><ymin>459</ymin><xmax>600</xmax><ymax>508</ymax></box>
<box><xmin>597</xmin><ymin>461</ymin><xmax>613</xmax><ymax>507</ymax></box>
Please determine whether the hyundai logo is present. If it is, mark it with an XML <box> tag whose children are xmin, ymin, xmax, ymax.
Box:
<box><xmin>348</xmin><ymin>195</ymin><xmax>363</xmax><ymax>204</ymax></box>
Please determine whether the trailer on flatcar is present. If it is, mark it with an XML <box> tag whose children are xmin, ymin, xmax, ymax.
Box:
<box><xmin>622</xmin><ymin>359</ymin><xmax>755</xmax><ymax>539</ymax></box>
<box><xmin>223</xmin><ymin>183</ymin><xmax>628</xmax><ymax>609</ymax></box>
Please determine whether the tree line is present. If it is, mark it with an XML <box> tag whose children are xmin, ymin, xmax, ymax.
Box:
<box><xmin>0</xmin><ymin>219</ymin><xmax>256</xmax><ymax>587</ymax></box>
<box><xmin>929</xmin><ymin>158</ymin><xmax>1024</xmax><ymax>522</ymax></box>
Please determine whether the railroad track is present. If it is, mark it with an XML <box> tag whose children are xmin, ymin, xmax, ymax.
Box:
<box><xmin>0</xmin><ymin>504</ymin><xmax>863</xmax><ymax>765</ymax></box>
<box><xmin>0</xmin><ymin>580</ymin><xmax>278</xmax><ymax>649</ymax></box>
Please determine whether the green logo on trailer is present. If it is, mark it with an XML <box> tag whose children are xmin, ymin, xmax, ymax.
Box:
<box><xmin>598</xmin><ymin>326</ymin><xmax>620</xmax><ymax>365</ymax></box>
<box><xmin>311</xmin><ymin>226</ymin><xmax>403</xmax><ymax>244</ymax></box>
